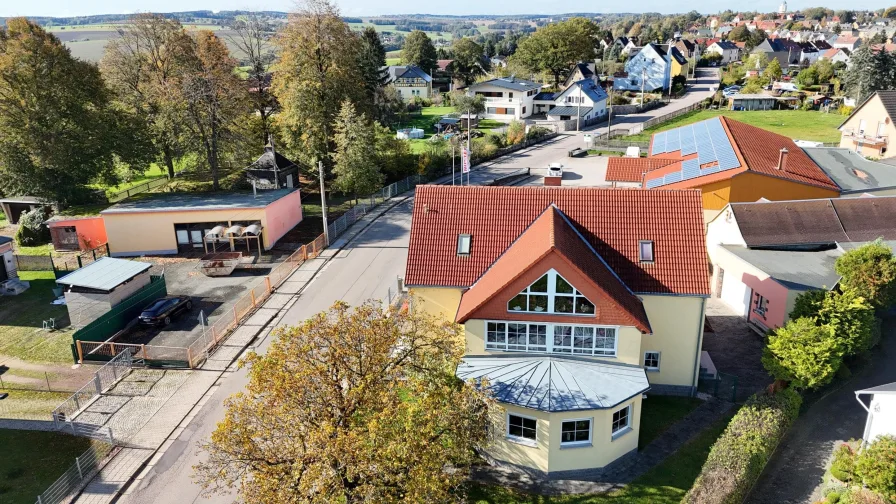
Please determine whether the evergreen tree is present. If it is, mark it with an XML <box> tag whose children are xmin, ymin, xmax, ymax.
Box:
<box><xmin>358</xmin><ymin>27</ymin><xmax>387</xmax><ymax>100</ymax></box>
<box><xmin>331</xmin><ymin>100</ymin><xmax>383</xmax><ymax>198</ymax></box>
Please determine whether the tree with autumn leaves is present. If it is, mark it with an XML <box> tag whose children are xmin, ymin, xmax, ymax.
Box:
<box><xmin>194</xmin><ymin>301</ymin><xmax>494</xmax><ymax>503</ymax></box>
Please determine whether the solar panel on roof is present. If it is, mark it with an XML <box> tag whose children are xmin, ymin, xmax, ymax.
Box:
<box><xmin>645</xmin><ymin>177</ymin><xmax>664</xmax><ymax>189</ymax></box>
<box><xmin>695</xmin><ymin>122</ymin><xmax>717</xmax><ymax>165</ymax></box>
<box><xmin>680</xmin><ymin>125</ymin><xmax>697</xmax><ymax>155</ymax></box>
<box><xmin>652</xmin><ymin>131</ymin><xmax>667</xmax><ymax>155</ymax></box>
<box><xmin>701</xmin><ymin>165</ymin><xmax>721</xmax><ymax>175</ymax></box>
<box><xmin>666</xmin><ymin>127</ymin><xmax>681</xmax><ymax>152</ymax></box>
<box><xmin>681</xmin><ymin>159</ymin><xmax>701</xmax><ymax>180</ymax></box>
<box><xmin>664</xmin><ymin>171</ymin><xmax>682</xmax><ymax>184</ymax></box>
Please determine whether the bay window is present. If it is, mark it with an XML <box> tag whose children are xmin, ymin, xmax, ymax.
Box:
<box><xmin>486</xmin><ymin>321</ymin><xmax>617</xmax><ymax>356</ymax></box>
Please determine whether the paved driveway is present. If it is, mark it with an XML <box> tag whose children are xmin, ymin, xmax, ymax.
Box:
<box><xmin>747</xmin><ymin>318</ymin><xmax>896</xmax><ymax>504</ymax></box>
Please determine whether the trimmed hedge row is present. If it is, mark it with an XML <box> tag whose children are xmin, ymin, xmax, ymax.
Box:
<box><xmin>684</xmin><ymin>389</ymin><xmax>802</xmax><ymax>504</ymax></box>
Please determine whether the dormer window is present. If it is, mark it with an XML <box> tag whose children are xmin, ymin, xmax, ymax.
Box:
<box><xmin>508</xmin><ymin>269</ymin><xmax>595</xmax><ymax>315</ymax></box>
<box><xmin>639</xmin><ymin>241</ymin><xmax>655</xmax><ymax>263</ymax></box>
<box><xmin>457</xmin><ymin>234</ymin><xmax>472</xmax><ymax>256</ymax></box>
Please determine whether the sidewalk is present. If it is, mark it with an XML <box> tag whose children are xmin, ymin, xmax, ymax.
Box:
<box><xmin>71</xmin><ymin>192</ymin><xmax>415</xmax><ymax>504</ymax></box>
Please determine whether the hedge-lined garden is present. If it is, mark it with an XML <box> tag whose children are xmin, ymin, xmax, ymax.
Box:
<box><xmin>683</xmin><ymin>389</ymin><xmax>802</xmax><ymax>503</ymax></box>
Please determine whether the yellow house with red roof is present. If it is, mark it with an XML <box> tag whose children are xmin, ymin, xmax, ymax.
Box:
<box><xmin>607</xmin><ymin>117</ymin><xmax>840</xmax><ymax>211</ymax></box>
<box><xmin>405</xmin><ymin>185</ymin><xmax>710</xmax><ymax>479</ymax></box>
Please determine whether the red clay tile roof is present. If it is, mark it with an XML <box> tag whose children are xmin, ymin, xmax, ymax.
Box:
<box><xmin>643</xmin><ymin>117</ymin><xmax>839</xmax><ymax>192</ymax></box>
<box><xmin>606</xmin><ymin>157</ymin><xmax>678</xmax><ymax>183</ymax></box>
<box><xmin>455</xmin><ymin>206</ymin><xmax>651</xmax><ymax>332</ymax></box>
<box><xmin>406</xmin><ymin>186</ymin><xmax>710</xmax><ymax>296</ymax></box>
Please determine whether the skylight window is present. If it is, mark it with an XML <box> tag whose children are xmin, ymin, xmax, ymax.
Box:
<box><xmin>457</xmin><ymin>234</ymin><xmax>472</xmax><ymax>256</ymax></box>
<box><xmin>639</xmin><ymin>241</ymin><xmax>655</xmax><ymax>263</ymax></box>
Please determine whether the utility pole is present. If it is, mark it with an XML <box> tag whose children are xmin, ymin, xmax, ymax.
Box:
<box><xmin>641</xmin><ymin>67</ymin><xmax>646</xmax><ymax>107</ymax></box>
<box><xmin>576</xmin><ymin>84</ymin><xmax>581</xmax><ymax>132</ymax></box>
<box><xmin>452</xmin><ymin>143</ymin><xmax>456</xmax><ymax>185</ymax></box>
<box><xmin>318</xmin><ymin>160</ymin><xmax>329</xmax><ymax>246</ymax></box>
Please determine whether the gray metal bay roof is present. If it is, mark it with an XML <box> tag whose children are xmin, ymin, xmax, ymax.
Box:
<box><xmin>56</xmin><ymin>257</ymin><xmax>152</xmax><ymax>291</ymax></box>
<box><xmin>803</xmin><ymin>147</ymin><xmax>896</xmax><ymax>193</ymax></box>
<box><xmin>856</xmin><ymin>382</ymin><xmax>896</xmax><ymax>395</ymax></box>
<box><xmin>547</xmin><ymin>106</ymin><xmax>595</xmax><ymax>117</ymax></box>
<box><xmin>721</xmin><ymin>244</ymin><xmax>842</xmax><ymax>291</ymax></box>
<box><xmin>456</xmin><ymin>354</ymin><xmax>650</xmax><ymax>412</ymax></box>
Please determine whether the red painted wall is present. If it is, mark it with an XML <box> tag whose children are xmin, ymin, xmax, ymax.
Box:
<box><xmin>741</xmin><ymin>272</ymin><xmax>789</xmax><ymax>330</ymax></box>
<box><xmin>264</xmin><ymin>190</ymin><xmax>303</xmax><ymax>248</ymax></box>
<box><xmin>48</xmin><ymin>216</ymin><xmax>108</xmax><ymax>251</ymax></box>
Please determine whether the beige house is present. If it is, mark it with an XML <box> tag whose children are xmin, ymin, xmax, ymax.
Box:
<box><xmin>839</xmin><ymin>90</ymin><xmax>896</xmax><ymax>159</ymax></box>
<box><xmin>405</xmin><ymin>185</ymin><xmax>710</xmax><ymax>479</ymax></box>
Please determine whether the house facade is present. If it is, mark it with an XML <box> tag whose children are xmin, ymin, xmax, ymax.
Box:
<box><xmin>466</xmin><ymin>76</ymin><xmax>542</xmax><ymax>121</ymax></box>
<box><xmin>546</xmin><ymin>79</ymin><xmax>608</xmax><ymax>123</ymax></box>
<box><xmin>705</xmin><ymin>196</ymin><xmax>896</xmax><ymax>332</ymax></box>
<box><xmin>384</xmin><ymin>65</ymin><xmax>432</xmax><ymax>101</ymax></box>
<box><xmin>405</xmin><ymin>185</ymin><xmax>710</xmax><ymax>478</ymax></box>
<box><xmin>614</xmin><ymin>44</ymin><xmax>673</xmax><ymax>92</ymax></box>
<box><xmin>856</xmin><ymin>383</ymin><xmax>896</xmax><ymax>445</ymax></box>
<box><xmin>838</xmin><ymin>90</ymin><xmax>896</xmax><ymax>159</ymax></box>
<box><xmin>640</xmin><ymin>117</ymin><xmax>840</xmax><ymax>210</ymax></box>
<box><xmin>706</xmin><ymin>40</ymin><xmax>740</xmax><ymax>63</ymax></box>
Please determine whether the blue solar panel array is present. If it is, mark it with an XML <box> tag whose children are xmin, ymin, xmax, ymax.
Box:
<box><xmin>644</xmin><ymin>117</ymin><xmax>742</xmax><ymax>188</ymax></box>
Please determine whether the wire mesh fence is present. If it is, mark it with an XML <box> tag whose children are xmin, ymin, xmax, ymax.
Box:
<box><xmin>106</xmin><ymin>177</ymin><xmax>170</xmax><ymax>203</ymax></box>
<box><xmin>326</xmin><ymin>175</ymin><xmax>422</xmax><ymax>242</ymax></box>
<box><xmin>52</xmin><ymin>350</ymin><xmax>132</xmax><ymax>429</ymax></box>
<box><xmin>35</xmin><ymin>441</ymin><xmax>114</xmax><ymax>504</ymax></box>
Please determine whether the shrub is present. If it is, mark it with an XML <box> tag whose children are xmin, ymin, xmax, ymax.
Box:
<box><xmin>835</xmin><ymin>240</ymin><xmax>896</xmax><ymax>310</ymax></box>
<box><xmin>526</xmin><ymin>126</ymin><xmax>552</xmax><ymax>140</ymax></box>
<box><xmin>611</xmin><ymin>94</ymin><xmax>631</xmax><ymax>105</ymax></box>
<box><xmin>684</xmin><ymin>389</ymin><xmax>802</xmax><ymax>504</ymax></box>
<box><xmin>506</xmin><ymin>120</ymin><xmax>525</xmax><ymax>145</ymax></box>
<box><xmin>791</xmin><ymin>290</ymin><xmax>877</xmax><ymax>356</ymax></box>
<box><xmin>14</xmin><ymin>207</ymin><xmax>51</xmax><ymax>246</ymax></box>
<box><xmin>827</xmin><ymin>491</ymin><xmax>842</xmax><ymax>503</ymax></box>
<box><xmin>854</xmin><ymin>435</ymin><xmax>896</xmax><ymax>497</ymax></box>
<box><xmin>830</xmin><ymin>443</ymin><xmax>857</xmax><ymax>482</ymax></box>
<box><xmin>841</xmin><ymin>488</ymin><xmax>889</xmax><ymax>504</ymax></box>
<box><xmin>762</xmin><ymin>317</ymin><xmax>843</xmax><ymax>390</ymax></box>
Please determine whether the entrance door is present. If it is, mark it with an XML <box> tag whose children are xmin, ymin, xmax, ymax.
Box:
<box><xmin>719</xmin><ymin>272</ymin><xmax>751</xmax><ymax>318</ymax></box>
<box><xmin>190</xmin><ymin>230</ymin><xmax>203</xmax><ymax>248</ymax></box>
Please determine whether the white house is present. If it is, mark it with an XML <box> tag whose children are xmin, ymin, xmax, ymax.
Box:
<box><xmin>546</xmin><ymin>79</ymin><xmax>608</xmax><ymax>122</ymax></box>
<box><xmin>614</xmin><ymin>44</ymin><xmax>672</xmax><ymax>92</ymax></box>
<box><xmin>706</xmin><ymin>40</ymin><xmax>740</xmax><ymax>64</ymax></box>
<box><xmin>384</xmin><ymin>65</ymin><xmax>432</xmax><ymax>101</ymax></box>
<box><xmin>466</xmin><ymin>76</ymin><xmax>542</xmax><ymax>121</ymax></box>
<box><xmin>821</xmin><ymin>47</ymin><xmax>852</xmax><ymax>66</ymax></box>
<box><xmin>833</xmin><ymin>34</ymin><xmax>862</xmax><ymax>51</ymax></box>
<box><xmin>856</xmin><ymin>383</ymin><xmax>896</xmax><ymax>444</ymax></box>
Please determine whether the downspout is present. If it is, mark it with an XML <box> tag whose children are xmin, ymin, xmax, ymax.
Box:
<box><xmin>855</xmin><ymin>392</ymin><xmax>872</xmax><ymax>446</ymax></box>
<box><xmin>690</xmin><ymin>296</ymin><xmax>708</xmax><ymax>396</ymax></box>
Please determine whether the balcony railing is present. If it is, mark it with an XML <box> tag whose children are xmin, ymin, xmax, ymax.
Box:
<box><xmin>480</xmin><ymin>96</ymin><xmax>523</xmax><ymax>104</ymax></box>
<box><xmin>842</xmin><ymin>129</ymin><xmax>888</xmax><ymax>146</ymax></box>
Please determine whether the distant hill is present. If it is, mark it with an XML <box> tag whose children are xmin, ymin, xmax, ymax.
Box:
<box><xmin>0</xmin><ymin>10</ymin><xmax>289</xmax><ymax>27</ymax></box>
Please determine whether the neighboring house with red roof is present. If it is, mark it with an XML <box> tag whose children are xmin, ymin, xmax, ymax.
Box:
<box><xmin>640</xmin><ymin>117</ymin><xmax>840</xmax><ymax>210</ymax></box>
<box><xmin>606</xmin><ymin>157</ymin><xmax>678</xmax><ymax>187</ymax></box>
<box><xmin>406</xmin><ymin>185</ymin><xmax>710</xmax><ymax>478</ymax></box>
<box><xmin>705</xmin><ymin>196</ymin><xmax>896</xmax><ymax>332</ymax></box>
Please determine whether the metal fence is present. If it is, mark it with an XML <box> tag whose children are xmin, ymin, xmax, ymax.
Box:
<box><xmin>107</xmin><ymin>177</ymin><xmax>170</xmax><ymax>203</ymax></box>
<box><xmin>326</xmin><ymin>175</ymin><xmax>423</xmax><ymax>242</ymax></box>
<box><xmin>636</xmin><ymin>102</ymin><xmax>704</xmax><ymax>133</ymax></box>
<box><xmin>35</xmin><ymin>442</ymin><xmax>113</xmax><ymax>504</ymax></box>
<box><xmin>52</xmin><ymin>350</ymin><xmax>132</xmax><ymax>430</ymax></box>
<box><xmin>698</xmin><ymin>371</ymin><xmax>739</xmax><ymax>402</ymax></box>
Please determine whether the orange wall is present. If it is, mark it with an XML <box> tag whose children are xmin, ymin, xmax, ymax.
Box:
<box><xmin>48</xmin><ymin>216</ymin><xmax>108</xmax><ymax>251</ymax></box>
<box><xmin>263</xmin><ymin>190</ymin><xmax>303</xmax><ymax>246</ymax></box>
<box><xmin>698</xmin><ymin>173</ymin><xmax>839</xmax><ymax>210</ymax></box>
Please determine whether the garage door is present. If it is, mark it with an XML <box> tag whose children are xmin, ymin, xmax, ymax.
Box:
<box><xmin>719</xmin><ymin>268</ymin><xmax>751</xmax><ymax>318</ymax></box>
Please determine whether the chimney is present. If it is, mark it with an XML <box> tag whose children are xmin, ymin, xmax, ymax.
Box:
<box><xmin>777</xmin><ymin>148</ymin><xmax>789</xmax><ymax>171</ymax></box>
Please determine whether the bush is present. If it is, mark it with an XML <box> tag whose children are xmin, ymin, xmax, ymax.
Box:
<box><xmin>526</xmin><ymin>126</ymin><xmax>552</xmax><ymax>140</ymax></box>
<box><xmin>506</xmin><ymin>120</ymin><xmax>525</xmax><ymax>145</ymax></box>
<box><xmin>827</xmin><ymin>491</ymin><xmax>842</xmax><ymax>503</ymax></box>
<box><xmin>841</xmin><ymin>488</ymin><xmax>889</xmax><ymax>504</ymax></box>
<box><xmin>14</xmin><ymin>207</ymin><xmax>51</xmax><ymax>246</ymax></box>
<box><xmin>684</xmin><ymin>389</ymin><xmax>802</xmax><ymax>504</ymax></box>
<box><xmin>830</xmin><ymin>443</ymin><xmax>857</xmax><ymax>482</ymax></box>
<box><xmin>854</xmin><ymin>435</ymin><xmax>896</xmax><ymax>497</ymax></box>
<box><xmin>611</xmin><ymin>94</ymin><xmax>631</xmax><ymax>105</ymax></box>
<box><xmin>835</xmin><ymin>240</ymin><xmax>896</xmax><ymax>310</ymax></box>
<box><xmin>790</xmin><ymin>290</ymin><xmax>877</xmax><ymax>357</ymax></box>
<box><xmin>762</xmin><ymin>318</ymin><xmax>843</xmax><ymax>390</ymax></box>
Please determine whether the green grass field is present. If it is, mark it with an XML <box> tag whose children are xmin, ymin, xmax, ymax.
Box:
<box><xmin>0</xmin><ymin>430</ymin><xmax>98</xmax><ymax>504</ymax></box>
<box><xmin>0</xmin><ymin>390</ymin><xmax>72</xmax><ymax>421</ymax></box>
<box><xmin>628</xmin><ymin>109</ymin><xmax>844</xmax><ymax>144</ymax></box>
<box><xmin>386</xmin><ymin>57</ymin><xmax>401</xmax><ymax>65</ymax></box>
<box><xmin>0</xmin><ymin>271</ymin><xmax>74</xmax><ymax>363</ymax></box>
<box><xmin>347</xmin><ymin>22</ymin><xmax>457</xmax><ymax>40</ymax></box>
<box><xmin>637</xmin><ymin>396</ymin><xmax>702</xmax><ymax>450</ymax></box>
<box><xmin>468</xmin><ymin>410</ymin><xmax>735</xmax><ymax>504</ymax></box>
<box><xmin>89</xmin><ymin>163</ymin><xmax>168</xmax><ymax>196</ymax></box>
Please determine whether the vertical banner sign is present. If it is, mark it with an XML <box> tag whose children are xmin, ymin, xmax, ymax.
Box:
<box><xmin>461</xmin><ymin>147</ymin><xmax>471</xmax><ymax>174</ymax></box>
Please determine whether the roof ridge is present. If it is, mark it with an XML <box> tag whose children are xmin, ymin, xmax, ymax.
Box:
<box><xmin>554</xmin><ymin>208</ymin><xmax>637</xmax><ymax>297</ymax></box>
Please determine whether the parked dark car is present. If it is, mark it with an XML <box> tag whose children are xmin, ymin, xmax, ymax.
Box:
<box><xmin>139</xmin><ymin>296</ymin><xmax>192</xmax><ymax>326</ymax></box>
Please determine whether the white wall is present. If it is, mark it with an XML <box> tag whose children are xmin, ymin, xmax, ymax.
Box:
<box><xmin>866</xmin><ymin>394</ymin><xmax>896</xmax><ymax>443</ymax></box>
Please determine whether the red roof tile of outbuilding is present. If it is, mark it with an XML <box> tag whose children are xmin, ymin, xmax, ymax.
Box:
<box><xmin>405</xmin><ymin>186</ymin><xmax>710</xmax><ymax>296</ymax></box>
<box><xmin>606</xmin><ymin>157</ymin><xmax>679</xmax><ymax>183</ymax></box>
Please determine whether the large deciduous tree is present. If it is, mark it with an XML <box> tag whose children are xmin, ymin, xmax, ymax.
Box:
<box><xmin>101</xmin><ymin>13</ymin><xmax>193</xmax><ymax>179</ymax></box>
<box><xmin>273</xmin><ymin>0</ymin><xmax>362</xmax><ymax>172</ymax></box>
<box><xmin>451</xmin><ymin>37</ymin><xmax>490</xmax><ymax>85</ymax></box>
<box><xmin>227</xmin><ymin>12</ymin><xmax>276</xmax><ymax>145</ymax></box>
<box><xmin>512</xmin><ymin>17</ymin><xmax>599</xmax><ymax>88</ymax></box>
<box><xmin>401</xmin><ymin>30</ymin><xmax>438</xmax><ymax>73</ymax></box>
<box><xmin>194</xmin><ymin>301</ymin><xmax>493</xmax><ymax>503</ymax></box>
<box><xmin>331</xmin><ymin>100</ymin><xmax>383</xmax><ymax>199</ymax></box>
<box><xmin>179</xmin><ymin>31</ymin><xmax>249</xmax><ymax>191</ymax></box>
<box><xmin>0</xmin><ymin>18</ymin><xmax>148</xmax><ymax>206</ymax></box>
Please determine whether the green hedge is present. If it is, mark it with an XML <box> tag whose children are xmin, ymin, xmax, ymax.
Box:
<box><xmin>683</xmin><ymin>389</ymin><xmax>802</xmax><ymax>504</ymax></box>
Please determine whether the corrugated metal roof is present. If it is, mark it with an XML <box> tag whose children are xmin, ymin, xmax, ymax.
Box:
<box><xmin>546</xmin><ymin>106</ymin><xmax>594</xmax><ymax>117</ymax></box>
<box><xmin>56</xmin><ymin>257</ymin><xmax>152</xmax><ymax>291</ymax></box>
<box><xmin>456</xmin><ymin>355</ymin><xmax>650</xmax><ymax>412</ymax></box>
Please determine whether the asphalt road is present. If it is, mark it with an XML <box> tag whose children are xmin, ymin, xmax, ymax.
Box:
<box><xmin>120</xmin><ymin>72</ymin><xmax>720</xmax><ymax>504</ymax></box>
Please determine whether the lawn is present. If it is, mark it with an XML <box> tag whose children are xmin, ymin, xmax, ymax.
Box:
<box><xmin>468</xmin><ymin>410</ymin><xmax>735</xmax><ymax>504</ymax></box>
<box><xmin>0</xmin><ymin>429</ymin><xmax>100</xmax><ymax>504</ymax></box>
<box><xmin>0</xmin><ymin>390</ymin><xmax>71</xmax><ymax>420</ymax></box>
<box><xmin>88</xmin><ymin>163</ymin><xmax>169</xmax><ymax>196</ymax></box>
<box><xmin>385</xmin><ymin>57</ymin><xmax>401</xmax><ymax>65</ymax></box>
<box><xmin>637</xmin><ymin>396</ymin><xmax>703</xmax><ymax>450</ymax></box>
<box><xmin>627</xmin><ymin>109</ymin><xmax>844</xmax><ymax>144</ymax></box>
<box><xmin>0</xmin><ymin>271</ymin><xmax>74</xmax><ymax>363</ymax></box>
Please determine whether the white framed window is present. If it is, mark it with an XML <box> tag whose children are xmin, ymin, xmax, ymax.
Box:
<box><xmin>486</xmin><ymin>321</ymin><xmax>617</xmax><ymax>356</ymax></box>
<box><xmin>457</xmin><ymin>234</ymin><xmax>472</xmax><ymax>256</ymax></box>
<box><xmin>507</xmin><ymin>413</ymin><xmax>537</xmax><ymax>446</ymax></box>
<box><xmin>508</xmin><ymin>269</ymin><xmax>595</xmax><ymax>315</ymax></box>
<box><xmin>644</xmin><ymin>351</ymin><xmax>660</xmax><ymax>371</ymax></box>
<box><xmin>611</xmin><ymin>405</ymin><xmax>632</xmax><ymax>438</ymax></box>
<box><xmin>753</xmin><ymin>293</ymin><xmax>769</xmax><ymax>317</ymax></box>
<box><xmin>639</xmin><ymin>240</ymin><xmax>655</xmax><ymax>262</ymax></box>
<box><xmin>560</xmin><ymin>418</ymin><xmax>592</xmax><ymax>447</ymax></box>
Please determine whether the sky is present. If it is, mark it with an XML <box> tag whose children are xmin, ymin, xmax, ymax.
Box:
<box><xmin>0</xmin><ymin>0</ymin><xmax>888</xmax><ymax>17</ymax></box>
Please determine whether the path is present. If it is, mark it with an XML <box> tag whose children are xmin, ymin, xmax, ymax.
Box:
<box><xmin>747</xmin><ymin>318</ymin><xmax>896</xmax><ymax>504</ymax></box>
